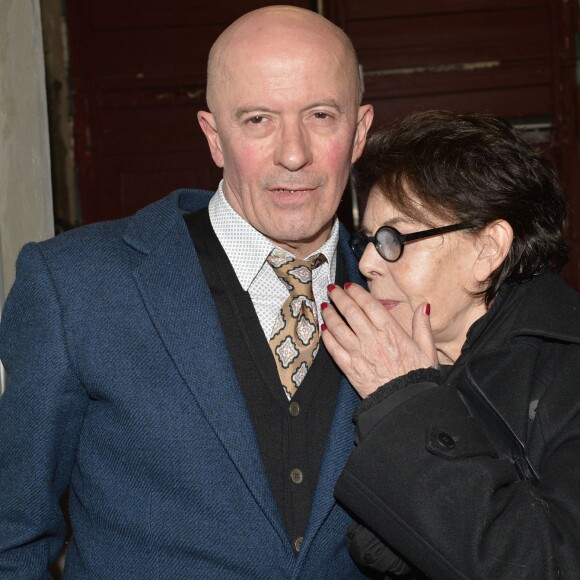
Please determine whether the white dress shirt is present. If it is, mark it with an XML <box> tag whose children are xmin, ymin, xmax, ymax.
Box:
<box><xmin>208</xmin><ymin>181</ymin><xmax>339</xmax><ymax>341</ymax></box>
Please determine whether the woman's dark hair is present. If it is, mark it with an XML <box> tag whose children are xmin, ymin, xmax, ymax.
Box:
<box><xmin>352</xmin><ymin>110</ymin><xmax>568</xmax><ymax>305</ymax></box>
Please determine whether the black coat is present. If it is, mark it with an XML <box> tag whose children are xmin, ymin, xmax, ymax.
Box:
<box><xmin>335</xmin><ymin>271</ymin><xmax>580</xmax><ymax>579</ymax></box>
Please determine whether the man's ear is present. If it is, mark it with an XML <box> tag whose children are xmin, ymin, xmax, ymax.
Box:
<box><xmin>197</xmin><ymin>110</ymin><xmax>224</xmax><ymax>168</ymax></box>
<box><xmin>473</xmin><ymin>220</ymin><xmax>514</xmax><ymax>283</ymax></box>
<box><xmin>351</xmin><ymin>104</ymin><xmax>374</xmax><ymax>163</ymax></box>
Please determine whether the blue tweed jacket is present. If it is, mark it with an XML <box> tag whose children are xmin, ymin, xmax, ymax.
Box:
<box><xmin>0</xmin><ymin>189</ymin><xmax>366</xmax><ymax>579</ymax></box>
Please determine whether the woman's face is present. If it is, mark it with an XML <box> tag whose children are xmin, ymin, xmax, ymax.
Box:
<box><xmin>359</xmin><ymin>187</ymin><xmax>488</xmax><ymax>364</ymax></box>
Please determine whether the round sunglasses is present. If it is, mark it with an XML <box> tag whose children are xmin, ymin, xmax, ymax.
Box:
<box><xmin>351</xmin><ymin>222</ymin><xmax>475</xmax><ymax>262</ymax></box>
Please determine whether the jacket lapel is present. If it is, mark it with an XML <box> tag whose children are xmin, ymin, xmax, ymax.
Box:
<box><xmin>126</xmin><ymin>191</ymin><xmax>286</xmax><ymax>543</ymax></box>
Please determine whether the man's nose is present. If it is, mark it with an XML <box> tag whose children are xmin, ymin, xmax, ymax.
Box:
<box><xmin>273</xmin><ymin>120</ymin><xmax>312</xmax><ymax>171</ymax></box>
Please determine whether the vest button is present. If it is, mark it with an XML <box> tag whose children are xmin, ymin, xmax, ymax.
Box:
<box><xmin>290</xmin><ymin>468</ymin><xmax>303</xmax><ymax>484</ymax></box>
<box><xmin>289</xmin><ymin>401</ymin><xmax>300</xmax><ymax>417</ymax></box>
<box><xmin>294</xmin><ymin>536</ymin><xmax>304</xmax><ymax>552</ymax></box>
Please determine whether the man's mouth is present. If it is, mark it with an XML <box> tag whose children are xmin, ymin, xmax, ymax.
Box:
<box><xmin>273</xmin><ymin>187</ymin><xmax>313</xmax><ymax>193</ymax></box>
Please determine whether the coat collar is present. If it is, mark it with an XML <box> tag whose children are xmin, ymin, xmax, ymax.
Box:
<box><xmin>506</xmin><ymin>271</ymin><xmax>580</xmax><ymax>344</ymax></box>
<box><xmin>463</xmin><ymin>271</ymin><xmax>580</xmax><ymax>353</ymax></box>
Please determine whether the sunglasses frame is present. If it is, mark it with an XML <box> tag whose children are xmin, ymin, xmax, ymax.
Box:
<box><xmin>351</xmin><ymin>221</ymin><xmax>475</xmax><ymax>262</ymax></box>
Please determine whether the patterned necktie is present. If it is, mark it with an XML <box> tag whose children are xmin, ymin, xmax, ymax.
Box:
<box><xmin>267</xmin><ymin>249</ymin><xmax>326</xmax><ymax>398</ymax></box>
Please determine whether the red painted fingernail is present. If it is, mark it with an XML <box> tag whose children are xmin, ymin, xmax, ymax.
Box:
<box><xmin>344</xmin><ymin>282</ymin><xmax>352</xmax><ymax>289</ymax></box>
<box><xmin>327</xmin><ymin>284</ymin><xmax>336</xmax><ymax>292</ymax></box>
<box><xmin>425</xmin><ymin>303</ymin><xmax>431</xmax><ymax>316</ymax></box>
<box><xmin>321</xmin><ymin>302</ymin><xmax>329</xmax><ymax>310</ymax></box>
<box><xmin>321</xmin><ymin>323</ymin><xmax>327</xmax><ymax>331</ymax></box>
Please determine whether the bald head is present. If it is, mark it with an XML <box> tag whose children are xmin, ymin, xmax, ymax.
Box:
<box><xmin>206</xmin><ymin>5</ymin><xmax>362</xmax><ymax>112</ymax></box>
<box><xmin>197</xmin><ymin>4</ymin><xmax>373</xmax><ymax>257</ymax></box>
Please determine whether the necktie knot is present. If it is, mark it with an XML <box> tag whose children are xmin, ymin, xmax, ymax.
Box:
<box><xmin>266</xmin><ymin>252</ymin><xmax>325</xmax><ymax>296</ymax></box>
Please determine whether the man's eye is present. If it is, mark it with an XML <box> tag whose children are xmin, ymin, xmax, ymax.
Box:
<box><xmin>314</xmin><ymin>112</ymin><xmax>330</xmax><ymax>119</ymax></box>
<box><xmin>248</xmin><ymin>116</ymin><xmax>265</xmax><ymax>124</ymax></box>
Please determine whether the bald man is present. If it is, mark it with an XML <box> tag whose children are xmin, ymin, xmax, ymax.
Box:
<box><xmin>0</xmin><ymin>6</ymin><xmax>373</xmax><ymax>578</ymax></box>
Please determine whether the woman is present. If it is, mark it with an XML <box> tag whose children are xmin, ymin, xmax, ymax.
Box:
<box><xmin>321</xmin><ymin>111</ymin><xmax>580</xmax><ymax>579</ymax></box>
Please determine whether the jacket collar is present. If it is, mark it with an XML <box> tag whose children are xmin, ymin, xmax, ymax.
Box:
<box><xmin>464</xmin><ymin>271</ymin><xmax>580</xmax><ymax>352</ymax></box>
<box><xmin>507</xmin><ymin>271</ymin><xmax>580</xmax><ymax>343</ymax></box>
<box><xmin>123</xmin><ymin>188</ymin><xmax>214</xmax><ymax>255</ymax></box>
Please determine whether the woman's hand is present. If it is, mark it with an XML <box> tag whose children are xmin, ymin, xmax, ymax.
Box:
<box><xmin>321</xmin><ymin>283</ymin><xmax>438</xmax><ymax>399</ymax></box>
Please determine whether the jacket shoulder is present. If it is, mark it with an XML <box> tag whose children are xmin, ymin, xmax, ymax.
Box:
<box><xmin>511</xmin><ymin>271</ymin><xmax>580</xmax><ymax>344</ymax></box>
<box><xmin>31</xmin><ymin>189</ymin><xmax>213</xmax><ymax>262</ymax></box>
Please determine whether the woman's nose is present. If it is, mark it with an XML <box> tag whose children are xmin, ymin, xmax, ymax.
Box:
<box><xmin>358</xmin><ymin>242</ymin><xmax>385</xmax><ymax>279</ymax></box>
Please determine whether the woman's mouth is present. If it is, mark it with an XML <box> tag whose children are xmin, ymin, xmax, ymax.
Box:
<box><xmin>379</xmin><ymin>299</ymin><xmax>400</xmax><ymax>310</ymax></box>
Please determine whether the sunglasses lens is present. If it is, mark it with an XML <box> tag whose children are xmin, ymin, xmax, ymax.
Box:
<box><xmin>375</xmin><ymin>227</ymin><xmax>402</xmax><ymax>261</ymax></box>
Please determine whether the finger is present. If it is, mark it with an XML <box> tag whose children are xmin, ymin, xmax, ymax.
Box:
<box><xmin>320</xmin><ymin>317</ymin><xmax>356</xmax><ymax>376</ymax></box>
<box><xmin>343</xmin><ymin>283</ymin><xmax>405</xmax><ymax>335</ymax></box>
<box><xmin>321</xmin><ymin>319</ymin><xmax>382</xmax><ymax>397</ymax></box>
<box><xmin>328</xmin><ymin>284</ymin><xmax>384</xmax><ymax>340</ymax></box>
<box><xmin>321</xmin><ymin>301</ymin><xmax>360</xmax><ymax>352</ymax></box>
<box><xmin>411</xmin><ymin>302</ymin><xmax>438</xmax><ymax>367</ymax></box>
<box><xmin>343</xmin><ymin>285</ymin><xmax>419</xmax><ymax>361</ymax></box>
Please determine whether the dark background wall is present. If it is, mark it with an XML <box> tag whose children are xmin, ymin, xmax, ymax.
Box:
<box><xmin>42</xmin><ymin>0</ymin><xmax>580</xmax><ymax>287</ymax></box>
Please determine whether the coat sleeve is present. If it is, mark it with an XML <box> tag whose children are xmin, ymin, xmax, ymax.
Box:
<box><xmin>335</xmin><ymin>373</ymin><xmax>580</xmax><ymax>580</ymax></box>
<box><xmin>0</xmin><ymin>243</ymin><xmax>88</xmax><ymax>579</ymax></box>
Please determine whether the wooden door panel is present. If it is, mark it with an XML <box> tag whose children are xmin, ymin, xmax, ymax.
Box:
<box><xmin>85</xmin><ymin>146</ymin><xmax>222</xmax><ymax>222</ymax></box>
<box><xmin>343</xmin><ymin>0</ymin><xmax>547</xmax><ymax>21</ymax></box>
<box><xmin>90</xmin><ymin>0</ymin><xmax>309</xmax><ymax>29</ymax></box>
<box><xmin>370</xmin><ymin>85</ymin><xmax>552</xmax><ymax>126</ymax></box>
<box><xmin>97</xmin><ymin>104</ymin><xmax>203</xmax><ymax>154</ymax></box>
<box><xmin>99</xmin><ymin>152</ymin><xmax>221</xmax><ymax>220</ymax></box>
<box><xmin>92</xmin><ymin>26</ymin><xmax>222</xmax><ymax>82</ymax></box>
<box><xmin>349</xmin><ymin>7</ymin><xmax>551</xmax><ymax>70</ymax></box>
<box><xmin>364</xmin><ymin>59</ymin><xmax>550</xmax><ymax>102</ymax></box>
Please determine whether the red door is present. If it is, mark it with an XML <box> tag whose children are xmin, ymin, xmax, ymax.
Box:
<box><xmin>67</xmin><ymin>1</ymin><xmax>580</xmax><ymax>286</ymax></box>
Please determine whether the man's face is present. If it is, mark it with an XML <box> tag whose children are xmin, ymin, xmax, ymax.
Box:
<box><xmin>199</xmin><ymin>31</ymin><xmax>372</xmax><ymax>258</ymax></box>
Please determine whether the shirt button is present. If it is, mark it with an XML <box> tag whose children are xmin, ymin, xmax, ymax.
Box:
<box><xmin>289</xmin><ymin>402</ymin><xmax>300</xmax><ymax>417</ymax></box>
<box><xmin>290</xmin><ymin>468</ymin><xmax>303</xmax><ymax>484</ymax></box>
<box><xmin>437</xmin><ymin>432</ymin><xmax>456</xmax><ymax>449</ymax></box>
<box><xmin>294</xmin><ymin>536</ymin><xmax>304</xmax><ymax>552</ymax></box>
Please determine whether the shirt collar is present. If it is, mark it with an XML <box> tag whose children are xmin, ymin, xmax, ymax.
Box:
<box><xmin>209</xmin><ymin>181</ymin><xmax>339</xmax><ymax>290</ymax></box>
